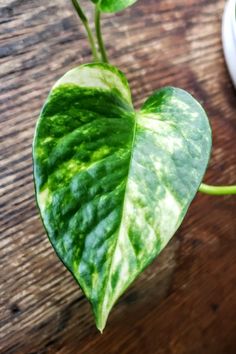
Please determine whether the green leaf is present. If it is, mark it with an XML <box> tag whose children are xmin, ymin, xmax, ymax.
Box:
<box><xmin>33</xmin><ymin>63</ymin><xmax>212</xmax><ymax>332</ymax></box>
<box><xmin>91</xmin><ymin>0</ymin><xmax>138</xmax><ymax>13</ymax></box>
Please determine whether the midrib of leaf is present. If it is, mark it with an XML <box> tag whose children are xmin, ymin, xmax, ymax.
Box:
<box><xmin>96</xmin><ymin>111</ymin><xmax>137</xmax><ymax>332</ymax></box>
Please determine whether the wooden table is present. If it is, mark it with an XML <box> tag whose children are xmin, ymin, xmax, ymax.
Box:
<box><xmin>1</xmin><ymin>0</ymin><xmax>236</xmax><ymax>353</ymax></box>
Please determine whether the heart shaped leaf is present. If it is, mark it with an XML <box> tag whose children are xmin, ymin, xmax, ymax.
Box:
<box><xmin>33</xmin><ymin>63</ymin><xmax>211</xmax><ymax>331</ymax></box>
<box><xmin>91</xmin><ymin>0</ymin><xmax>138</xmax><ymax>13</ymax></box>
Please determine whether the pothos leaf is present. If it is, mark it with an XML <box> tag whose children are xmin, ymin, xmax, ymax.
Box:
<box><xmin>33</xmin><ymin>63</ymin><xmax>212</xmax><ymax>331</ymax></box>
<box><xmin>91</xmin><ymin>0</ymin><xmax>138</xmax><ymax>13</ymax></box>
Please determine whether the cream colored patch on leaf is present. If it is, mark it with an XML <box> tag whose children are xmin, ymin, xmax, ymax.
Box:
<box><xmin>171</xmin><ymin>97</ymin><xmax>190</xmax><ymax>111</ymax></box>
<box><xmin>54</xmin><ymin>65</ymin><xmax>132</xmax><ymax>105</ymax></box>
<box><xmin>138</xmin><ymin>113</ymin><xmax>174</xmax><ymax>134</ymax></box>
<box><xmin>138</xmin><ymin>114</ymin><xmax>184</xmax><ymax>153</ymax></box>
<box><xmin>159</xmin><ymin>189</ymin><xmax>182</xmax><ymax>247</ymax></box>
<box><xmin>38</xmin><ymin>187</ymin><xmax>51</xmax><ymax>211</ymax></box>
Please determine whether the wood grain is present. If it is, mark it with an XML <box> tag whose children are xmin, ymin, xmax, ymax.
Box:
<box><xmin>1</xmin><ymin>0</ymin><xmax>236</xmax><ymax>353</ymax></box>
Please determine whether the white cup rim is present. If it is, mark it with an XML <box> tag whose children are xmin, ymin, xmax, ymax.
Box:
<box><xmin>222</xmin><ymin>0</ymin><xmax>236</xmax><ymax>87</ymax></box>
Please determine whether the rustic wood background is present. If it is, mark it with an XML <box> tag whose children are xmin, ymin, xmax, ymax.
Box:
<box><xmin>1</xmin><ymin>0</ymin><xmax>236</xmax><ymax>353</ymax></box>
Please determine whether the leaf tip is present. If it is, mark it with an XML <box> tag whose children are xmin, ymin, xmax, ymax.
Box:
<box><xmin>93</xmin><ymin>303</ymin><xmax>111</xmax><ymax>333</ymax></box>
<box><xmin>95</xmin><ymin>316</ymin><xmax>106</xmax><ymax>334</ymax></box>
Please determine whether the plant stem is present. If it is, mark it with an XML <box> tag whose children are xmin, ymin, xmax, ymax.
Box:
<box><xmin>71</xmin><ymin>0</ymin><xmax>99</xmax><ymax>61</ymax></box>
<box><xmin>95</xmin><ymin>5</ymin><xmax>109</xmax><ymax>63</ymax></box>
<box><xmin>199</xmin><ymin>183</ymin><xmax>236</xmax><ymax>195</ymax></box>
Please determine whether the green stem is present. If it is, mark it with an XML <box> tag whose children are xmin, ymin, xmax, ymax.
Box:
<box><xmin>199</xmin><ymin>183</ymin><xmax>236</xmax><ymax>195</ymax></box>
<box><xmin>71</xmin><ymin>0</ymin><xmax>99</xmax><ymax>61</ymax></box>
<box><xmin>95</xmin><ymin>5</ymin><xmax>109</xmax><ymax>63</ymax></box>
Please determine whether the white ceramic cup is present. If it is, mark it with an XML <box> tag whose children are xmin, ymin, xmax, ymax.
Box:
<box><xmin>222</xmin><ymin>0</ymin><xmax>236</xmax><ymax>87</ymax></box>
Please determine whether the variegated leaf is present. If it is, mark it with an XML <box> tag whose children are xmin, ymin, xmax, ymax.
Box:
<box><xmin>33</xmin><ymin>63</ymin><xmax>212</xmax><ymax>331</ymax></box>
